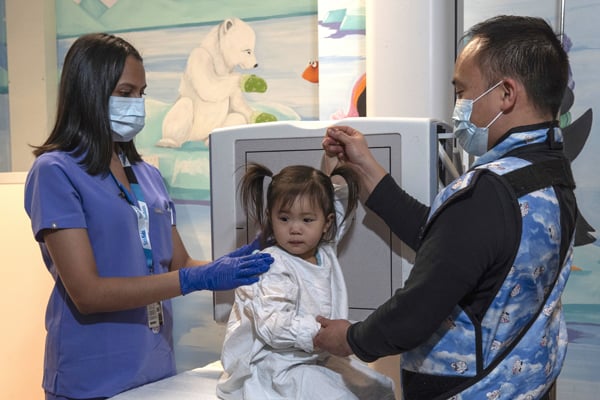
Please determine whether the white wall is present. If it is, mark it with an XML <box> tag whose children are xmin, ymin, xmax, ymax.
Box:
<box><xmin>2</xmin><ymin>2</ymin><xmax>56</xmax><ymax>397</ymax></box>
<box><xmin>5</xmin><ymin>0</ymin><xmax>57</xmax><ymax>172</ymax></box>
<box><xmin>0</xmin><ymin>173</ymin><xmax>52</xmax><ymax>399</ymax></box>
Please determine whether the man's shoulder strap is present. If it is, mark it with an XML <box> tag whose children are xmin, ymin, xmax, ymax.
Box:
<box><xmin>501</xmin><ymin>158</ymin><xmax>576</xmax><ymax>197</ymax></box>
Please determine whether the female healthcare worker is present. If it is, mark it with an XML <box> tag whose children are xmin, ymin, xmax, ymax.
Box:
<box><xmin>24</xmin><ymin>32</ymin><xmax>272</xmax><ymax>400</ymax></box>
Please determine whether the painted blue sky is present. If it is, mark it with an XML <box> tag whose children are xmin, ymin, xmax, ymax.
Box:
<box><xmin>57</xmin><ymin>0</ymin><xmax>317</xmax><ymax>37</ymax></box>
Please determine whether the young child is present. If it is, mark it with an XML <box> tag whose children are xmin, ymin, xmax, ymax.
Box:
<box><xmin>216</xmin><ymin>160</ymin><xmax>395</xmax><ymax>399</ymax></box>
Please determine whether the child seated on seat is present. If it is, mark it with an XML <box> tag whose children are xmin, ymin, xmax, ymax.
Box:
<box><xmin>217</xmin><ymin>159</ymin><xmax>395</xmax><ymax>399</ymax></box>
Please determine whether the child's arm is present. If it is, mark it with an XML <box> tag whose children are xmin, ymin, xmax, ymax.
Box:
<box><xmin>236</xmin><ymin>254</ymin><xmax>321</xmax><ymax>353</ymax></box>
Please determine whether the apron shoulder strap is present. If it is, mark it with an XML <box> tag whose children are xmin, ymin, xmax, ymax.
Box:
<box><xmin>501</xmin><ymin>158</ymin><xmax>575</xmax><ymax>197</ymax></box>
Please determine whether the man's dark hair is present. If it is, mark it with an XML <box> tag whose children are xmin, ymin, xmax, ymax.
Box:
<box><xmin>463</xmin><ymin>15</ymin><xmax>569</xmax><ymax>118</ymax></box>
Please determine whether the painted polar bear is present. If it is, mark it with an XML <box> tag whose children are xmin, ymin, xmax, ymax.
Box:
<box><xmin>158</xmin><ymin>18</ymin><xmax>261</xmax><ymax>148</ymax></box>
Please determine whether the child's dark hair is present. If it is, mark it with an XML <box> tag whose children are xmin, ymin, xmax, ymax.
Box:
<box><xmin>239</xmin><ymin>162</ymin><xmax>360</xmax><ymax>247</ymax></box>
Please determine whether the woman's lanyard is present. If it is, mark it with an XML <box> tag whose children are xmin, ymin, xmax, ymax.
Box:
<box><xmin>111</xmin><ymin>152</ymin><xmax>154</xmax><ymax>273</ymax></box>
<box><xmin>111</xmin><ymin>152</ymin><xmax>163</xmax><ymax>333</ymax></box>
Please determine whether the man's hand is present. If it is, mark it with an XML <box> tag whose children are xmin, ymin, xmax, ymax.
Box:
<box><xmin>313</xmin><ymin>316</ymin><xmax>354</xmax><ymax>357</ymax></box>
<box><xmin>322</xmin><ymin>126</ymin><xmax>387</xmax><ymax>194</ymax></box>
<box><xmin>323</xmin><ymin>125</ymin><xmax>368</xmax><ymax>163</ymax></box>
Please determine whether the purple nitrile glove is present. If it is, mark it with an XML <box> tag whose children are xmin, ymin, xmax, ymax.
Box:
<box><xmin>179</xmin><ymin>252</ymin><xmax>273</xmax><ymax>294</ymax></box>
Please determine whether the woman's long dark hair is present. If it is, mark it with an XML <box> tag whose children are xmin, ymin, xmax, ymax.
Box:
<box><xmin>239</xmin><ymin>162</ymin><xmax>360</xmax><ymax>247</ymax></box>
<box><xmin>33</xmin><ymin>33</ymin><xmax>143</xmax><ymax>175</ymax></box>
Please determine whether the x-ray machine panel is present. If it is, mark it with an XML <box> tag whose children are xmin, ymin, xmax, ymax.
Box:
<box><xmin>209</xmin><ymin>117</ymin><xmax>448</xmax><ymax>322</ymax></box>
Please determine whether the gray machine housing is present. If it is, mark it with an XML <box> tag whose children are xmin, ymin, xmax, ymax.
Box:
<box><xmin>209</xmin><ymin>117</ymin><xmax>451</xmax><ymax>322</ymax></box>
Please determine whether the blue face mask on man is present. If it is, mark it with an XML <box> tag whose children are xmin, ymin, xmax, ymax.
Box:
<box><xmin>109</xmin><ymin>96</ymin><xmax>146</xmax><ymax>142</ymax></box>
<box><xmin>452</xmin><ymin>81</ymin><xmax>503</xmax><ymax>156</ymax></box>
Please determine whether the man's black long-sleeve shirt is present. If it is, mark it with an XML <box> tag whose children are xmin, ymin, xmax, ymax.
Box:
<box><xmin>347</xmin><ymin>137</ymin><xmax>578</xmax><ymax>397</ymax></box>
<box><xmin>348</xmin><ymin>170</ymin><xmax>519</xmax><ymax>359</ymax></box>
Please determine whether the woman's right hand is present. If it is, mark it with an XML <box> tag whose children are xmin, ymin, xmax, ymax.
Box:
<box><xmin>179</xmin><ymin>252</ymin><xmax>273</xmax><ymax>294</ymax></box>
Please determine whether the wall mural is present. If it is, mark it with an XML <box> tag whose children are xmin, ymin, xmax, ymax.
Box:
<box><xmin>317</xmin><ymin>0</ymin><xmax>366</xmax><ymax>120</ymax></box>
<box><xmin>157</xmin><ymin>17</ymin><xmax>274</xmax><ymax>149</ymax></box>
<box><xmin>0</xmin><ymin>0</ymin><xmax>10</xmax><ymax>172</ymax></box>
<box><xmin>57</xmin><ymin>0</ymin><xmax>318</xmax><ymax>202</ymax></box>
<box><xmin>465</xmin><ymin>1</ymin><xmax>600</xmax><ymax>399</ymax></box>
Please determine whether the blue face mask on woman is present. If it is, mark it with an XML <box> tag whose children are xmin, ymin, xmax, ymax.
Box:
<box><xmin>452</xmin><ymin>81</ymin><xmax>503</xmax><ymax>156</ymax></box>
<box><xmin>109</xmin><ymin>96</ymin><xmax>146</xmax><ymax>142</ymax></box>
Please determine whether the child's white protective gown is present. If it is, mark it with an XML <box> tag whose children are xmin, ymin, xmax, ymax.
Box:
<box><xmin>217</xmin><ymin>185</ymin><xmax>395</xmax><ymax>399</ymax></box>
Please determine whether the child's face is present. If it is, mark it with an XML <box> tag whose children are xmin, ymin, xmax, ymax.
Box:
<box><xmin>271</xmin><ymin>194</ymin><xmax>334</xmax><ymax>262</ymax></box>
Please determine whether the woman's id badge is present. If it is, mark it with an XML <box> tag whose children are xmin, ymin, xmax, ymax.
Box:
<box><xmin>147</xmin><ymin>301</ymin><xmax>164</xmax><ymax>333</ymax></box>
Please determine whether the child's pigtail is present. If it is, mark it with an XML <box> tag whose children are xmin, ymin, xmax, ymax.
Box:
<box><xmin>239</xmin><ymin>163</ymin><xmax>273</xmax><ymax>247</ymax></box>
<box><xmin>330</xmin><ymin>165</ymin><xmax>360</xmax><ymax>224</ymax></box>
